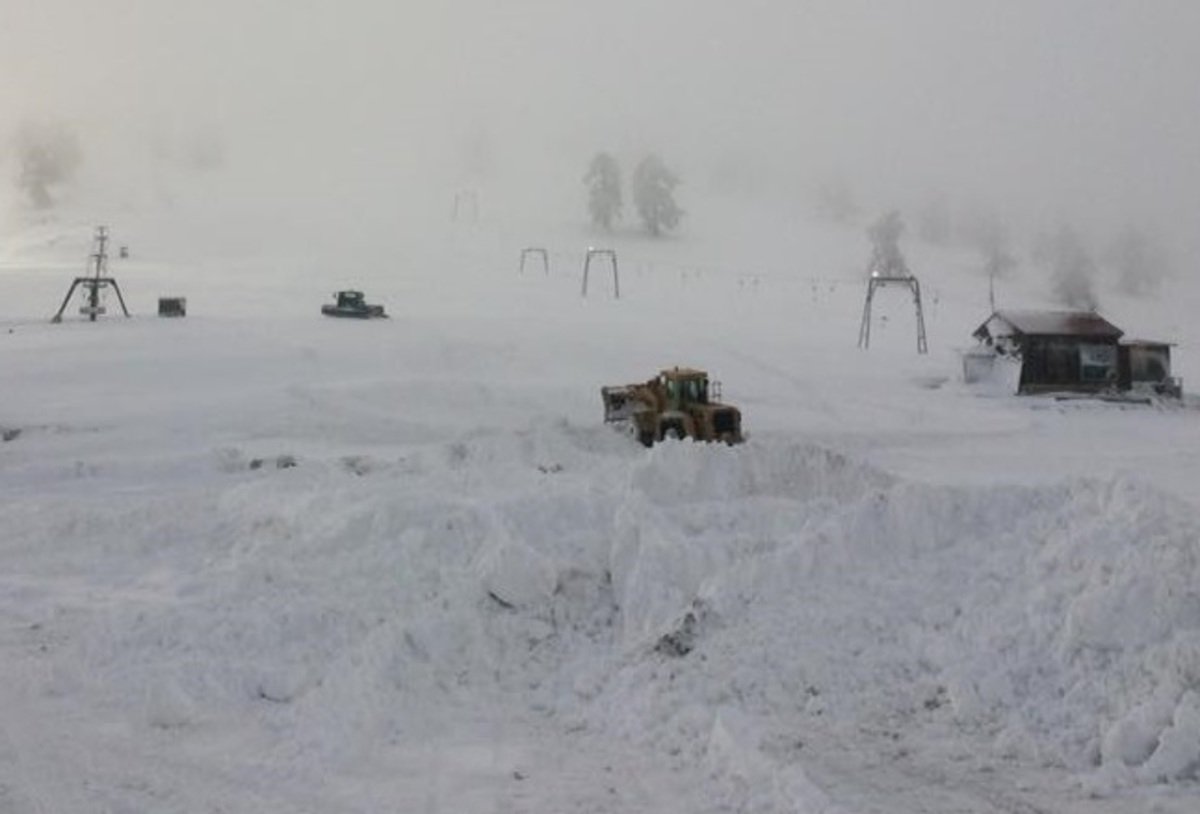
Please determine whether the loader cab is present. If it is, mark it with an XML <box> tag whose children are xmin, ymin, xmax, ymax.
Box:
<box><xmin>337</xmin><ymin>291</ymin><xmax>365</xmax><ymax>308</ymax></box>
<box><xmin>660</xmin><ymin>368</ymin><xmax>710</xmax><ymax>410</ymax></box>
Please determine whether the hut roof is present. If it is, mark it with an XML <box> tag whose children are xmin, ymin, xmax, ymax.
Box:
<box><xmin>974</xmin><ymin>310</ymin><xmax>1124</xmax><ymax>341</ymax></box>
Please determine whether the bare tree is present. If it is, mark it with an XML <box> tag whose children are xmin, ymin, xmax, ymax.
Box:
<box><xmin>13</xmin><ymin>120</ymin><xmax>82</xmax><ymax>209</ymax></box>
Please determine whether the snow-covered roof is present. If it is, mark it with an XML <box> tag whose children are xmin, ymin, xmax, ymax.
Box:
<box><xmin>1121</xmin><ymin>338</ymin><xmax>1174</xmax><ymax>348</ymax></box>
<box><xmin>975</xmin><ymin>310</ymin><xmax>1124</xmax><ymax>340</ymax></box>
<box><xmin>661</xmin><ymin>366</ymin><xmax>708</xmax><ymax>378</ymax></box>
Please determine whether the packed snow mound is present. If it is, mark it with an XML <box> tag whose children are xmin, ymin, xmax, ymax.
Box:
<box><xmin>628</xmin><ymin>436</ymin><xmax>894</xmax><ymax>505</ymax></box>
<box><xmin>6</xmin><ymin>380</ymin><xmax>1200</xmax><ymax>814</ymax></box>
<box><xmin>597</xmin><ymin>464</ymin><xmax>1200</xmax><ymax>796</ymax></box>
<box><xmin>11</xmin><ymin>421</ymin><xmax>1199</xmax><ymax>798</ymax></box>
<box><xmin>611</xmin><ymin>439</ymin><xmax>893</xmax><ymax>650</ymax></box>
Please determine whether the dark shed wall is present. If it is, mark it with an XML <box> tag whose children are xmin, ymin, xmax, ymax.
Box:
<box><xmin>1017</xmin><ymin>336</ymin><xmax>1120</xmax><ymax>393</ymax></box>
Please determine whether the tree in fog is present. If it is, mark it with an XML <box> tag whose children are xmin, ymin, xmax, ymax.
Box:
<box><xmin>816</xmin><ymin>175</ymin><xmax>859</xmax><ymax>224</ymax></box>
<box><xmin>866</xmin><ymin>210</ymin><xmax>910</xmax><ymax>277</ymax></box>
<box><xmin>981</xmin><ymin>242</ymin><xmax>1017</xmax><ymax>312</ymax></box>
<box><xmin>1032</xmin><ymin>224</ymin><xmax>1097</xmax><ymax>310</ymax></box>
<box><xmin>917</xmin><ymin>192</ymin><xmax>953</xmax><ymax>245</ymax></box>
<box><xmin>185</xmin><ymin>130</ymin><xmax>227</xmax><ymax>172</ymax></box>
<box><xmin>961</xmin><ymin>209</ymin><xmax>1016</xmax><ymax>310</ymax></box>
<box><xmin>584</xmin><ymin>152</ymin><xmax>622</xmax><ymax>231</ymax></box>
<box><xmin>13</xmin><ymin>121</ymin><xmax>82</xmax><ymax>209</ymax></box>
<box><xmin>957</xmin><ymin>202</ymin><xmax>1007</xmax><ymax>254</ymax></box>
<box><xmin>632</xmin><ymin>154</ymin><xmax>683</xmax><ymax>237</ymax></box>
<box><xmin>1107</xmin><ymin>225</ymin><xmax>1170</xmax><ymax>297</ymax></box>
<box><xmin>462</xmin><ymin>122</ymin><xmax>493</xmax><ymax>181</ymax></box>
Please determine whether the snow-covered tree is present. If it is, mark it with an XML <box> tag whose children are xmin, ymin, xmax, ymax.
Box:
<box><xmin>13</xmin><ymin>120</ymin><xmax>82</xmax><ymax>209</ymax></box>
<box><xmin>866</xmin><ymin>210</ymin><xmax>910</xmax><ymax>277</ymax></box>
<box><xmin>632</xmin><ymin>154</ymin><xmax>683</xmax><ymax>237</ymax></box>
<box><xmin>584</xmin><ymin>152</ymin><xmax>622</xmax><ymax>231</ymax></box>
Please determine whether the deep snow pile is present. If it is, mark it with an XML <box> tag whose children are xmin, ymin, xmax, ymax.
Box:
<box><xmin>601</xmin><ymin>443</ymin><xmax>1200</xmax><ymax>789</ymax></box>
<box><xmin>2</xmin><ymin>201</ymin><xmax>1200</xmax><ymax>812</ymax></box>
<box><xmin>4</xmin><ymin>419</ymin><xmax>1198</xmax><ymax>810</ymax></box>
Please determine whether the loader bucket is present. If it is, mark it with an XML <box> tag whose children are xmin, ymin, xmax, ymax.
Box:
<box><xmin>602</xmin><ymin>386</ymin><xmax>641</xmax><ymax>422</ymax></box>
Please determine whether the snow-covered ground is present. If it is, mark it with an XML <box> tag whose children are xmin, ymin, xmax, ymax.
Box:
<box><xmin>2</xmin><ymin>190</ymin><xmax>1199</xmax><ymax>813</ymax></box>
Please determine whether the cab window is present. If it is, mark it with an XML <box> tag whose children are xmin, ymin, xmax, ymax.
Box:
<box><xmin>664</xmin><ymin>378</ymin><xmax>680</xmax><ymax>403</ymax></box>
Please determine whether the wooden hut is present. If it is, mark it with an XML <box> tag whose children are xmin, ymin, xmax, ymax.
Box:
<box><xmin>972</xmin><ymin>310</ymin><xmax>1124</xmax><ymax>395</ymax></box>
<box><xmin>971</xmin><ymin>310</ymin><xmax>1182</xmax><ymax>398</ymax></box>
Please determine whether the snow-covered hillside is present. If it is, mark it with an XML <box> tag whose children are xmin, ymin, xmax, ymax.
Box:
<box><xmin>2</xmin><ymin>194</ymin><xmax>1198</xmax><ymax>813</ymax></box>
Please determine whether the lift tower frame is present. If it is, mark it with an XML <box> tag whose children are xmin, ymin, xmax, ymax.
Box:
<box><xmin>51</xmin><ymin>226</ymin><xmax>130</xmax><ymax>323</ymax></box>
<box><xmin>581</xmin><ymin>248</ymin><xmax>619</xmax><ymax>298</ymax></box>
<box><xmin>857</xmin><ymin>273</ymin><xmax>928</xmax><ymax>355</ymax></box>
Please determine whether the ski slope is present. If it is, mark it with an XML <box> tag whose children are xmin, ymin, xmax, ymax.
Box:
<box><xmin>2</xmin><ymin>192</ymin><xmax>1199</xmax><ymax>813</ymax></box>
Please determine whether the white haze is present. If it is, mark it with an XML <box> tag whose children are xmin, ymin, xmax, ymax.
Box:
<box><xmin>2</xmin><ymin>0</ymin><xmax>1200</xmax><ymax>260</ymax></box>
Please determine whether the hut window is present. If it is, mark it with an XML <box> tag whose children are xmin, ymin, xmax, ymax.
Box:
<box><xmin>1080</xmin><ymin>343</ymin><xmax>1117</xmax><ymax>382</ymax></box>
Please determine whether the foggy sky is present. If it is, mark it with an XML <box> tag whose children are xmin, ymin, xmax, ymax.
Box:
<box><xmin>2</xmin><ymin>0</ymin><xmax>1198</xmax><ymax>253</ymax></box>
